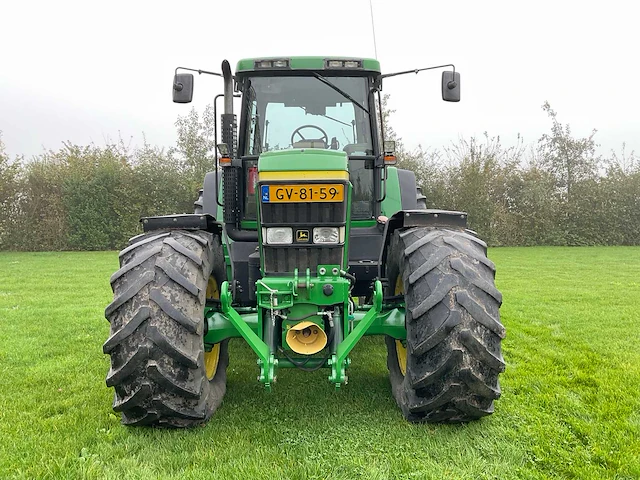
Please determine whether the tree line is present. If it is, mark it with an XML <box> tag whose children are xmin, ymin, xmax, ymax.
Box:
<box><xmin>0</xmin><ymin>107</ymin><xmax>215</xmax><ymax>251</ymax></box>
<box><xmin>389</xmin><ymin>100</ymin><xmax>639</xmax><ymax>246</ymax></box>
<box><xmin>1</xmin><ymin>101</ymin><xmax>638</xmax><ymax>251</ymax></box>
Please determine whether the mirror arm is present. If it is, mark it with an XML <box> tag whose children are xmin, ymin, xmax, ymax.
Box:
<box><xmin>376</xmin><ymin>64</ymin><xmax>457</xmax><ymax>92</ymax></box>
<box><xmin>174</xmin><ymin>66</ymin><xmax>224</xmax><ymax>78</ymax></box>
<box><xmin>173</xmin><ymin>67</ymin><xmax>226</xmax><ymax>95</ymax></box>
<box><xmin>380</xmin><ymin>63</ymin><xmax>455</xmax><ymax>80</ymax></box>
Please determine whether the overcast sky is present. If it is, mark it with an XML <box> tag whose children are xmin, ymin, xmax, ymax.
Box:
<box><xmin>1</xmin><ymin>0</ymin><xmax>639</xmax><ymax>161</ymax></box>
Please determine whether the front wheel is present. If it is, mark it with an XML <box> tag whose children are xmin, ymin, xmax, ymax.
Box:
<box><xmin>385</xmin><ymin>227</ymin><xmax>505</xmax><ymax>422</ymax></box>
<box><xmin>104</xmin><ymin>230</ymin><xmax>228</xmax><ymax>427</ymax></box>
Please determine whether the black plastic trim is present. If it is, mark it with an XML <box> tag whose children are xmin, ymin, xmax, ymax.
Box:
<box><xmin>141</xmin><ymin>214</ymin><xmax>222</xmax><ymax>234</ymax></box>
<box><xmin>378</xmin><ymin>209</ymin><xmax>468</xmax><ymax>277</ymax></box>
<box><xmin>397</xmin><ymin>169</ymin><xmax>418</xmax><ymax>210</ymax></box>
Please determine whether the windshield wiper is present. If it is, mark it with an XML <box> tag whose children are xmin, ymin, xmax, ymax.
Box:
<box><xmin>311</xmin><ymin>72</ymin><xmax>369</xmax><ymax>115</ymax></box>
<box><xmin>298</xmin><ymin>106</ymin><xmax>352</xmax><ymax>127</ymax></box>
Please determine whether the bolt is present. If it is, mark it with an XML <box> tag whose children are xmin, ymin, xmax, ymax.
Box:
<box><xmin>319</xmin><ymin>267</ymin><xmax>326</xmax><ymax>275</ymax></box>
<box><xmin>143</xmin><ymin>219</ymin><xmax>148</xmax><ymax>223</ymax></box>
<box><xmin>173</xmin><ymin>217</ymin><xmax>178</xmax><ymax>222</ymax></box>
<box><xmin>332</xmin><ymin>267</ymin><xmax>339</xmax><ymax>275</ymax></box>
<box><xmin>433</xmin><ymin>213</ymin><xmax>439</xmax><ymax>218</ymax></box>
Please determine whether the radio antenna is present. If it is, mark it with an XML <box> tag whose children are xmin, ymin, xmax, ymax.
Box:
<box><xmin>369</xmin><ymin>0</ymin><xmax>378</xmax><ymax>59</ymax></box>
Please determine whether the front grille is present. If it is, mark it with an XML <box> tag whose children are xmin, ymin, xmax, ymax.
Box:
<box><xmin>260</xmin><ymin>188</ymin><xmax>347</xmax><ymax>274</ymax></box>
<box><xmin>261</xmin><ymin>202</ymin><xmax>346</xmax><ymax>225</ymax></box>
<box><xmin>264</xmin><ymin>246</ymin><xmax>343</xmax><ymax>274</ymax></box>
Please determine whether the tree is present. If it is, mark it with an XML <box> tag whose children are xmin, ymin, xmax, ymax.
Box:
<box><xmin>538</xmin><ymin>102</ymin><xmax>600</xmax><ymax>202</ymax></box>
<box><xmin>173</xmin><ymin>105</ymin><xmax>217</xmax><ymax>193</ymax></box>
<box><xmin>0</xmin><ymin>133</ymin><xmax>23</xmax><ymax>249</ymax></box>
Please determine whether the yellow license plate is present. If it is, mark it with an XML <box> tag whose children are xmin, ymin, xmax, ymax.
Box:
<box><xmin>262</xmin><ymin>184</ymin><xmax>344</xmax><ymax>203</ymax></box>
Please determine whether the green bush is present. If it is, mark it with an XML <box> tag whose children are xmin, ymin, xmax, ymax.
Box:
<box><xmin>0</xmin><ymin>103</ymin><xmax>638</xmax><ymax>251</ymax></box>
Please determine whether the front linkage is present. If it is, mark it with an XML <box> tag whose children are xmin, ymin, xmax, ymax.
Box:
<box><xmin>214</xmin><ymin>266</ymin><xmax>391</xmax><ymax>390</ymax></box>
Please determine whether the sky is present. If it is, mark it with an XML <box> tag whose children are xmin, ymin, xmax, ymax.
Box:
<box><xmin>1</xmin><ymin>0</ymin><xmax>639</xmax><ymax>161</ymax></box>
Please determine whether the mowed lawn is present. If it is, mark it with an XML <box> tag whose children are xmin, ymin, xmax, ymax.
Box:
<box><xmin>0</xmin><ymin>247</ymin><xmax>639</xmax><ymax>479</ymax></box>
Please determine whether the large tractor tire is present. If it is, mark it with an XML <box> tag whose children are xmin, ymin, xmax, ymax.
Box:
<box><xmin>104</xmin><ymin>229</ymin><xmax>229</xmax><ymax>427</ymax></box>
<box><xmin>385</xmin><ymin>227</ymin><xmax>505</xmax><ymax>422</ymax></box>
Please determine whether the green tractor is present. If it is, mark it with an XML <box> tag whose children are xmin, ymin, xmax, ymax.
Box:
<box><xmin>104</xmin><ymin>57</ymin><xmax>505</xmax><ymax>427</ymax></box>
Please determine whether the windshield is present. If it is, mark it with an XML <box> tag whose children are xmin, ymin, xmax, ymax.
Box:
<box><xmin>242</xmin><ymin>76</ymin><xmax>373</xmax><ymax>156</ymax></box>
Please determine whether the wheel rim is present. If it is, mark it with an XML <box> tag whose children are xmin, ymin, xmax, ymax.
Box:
<box><xmin>204</xmin><ymin>277</ymin><xmax>220</xmax><ymax>380</ymax></box>
<box><xmin>204</xmin><ymin>343</ymin><xmax>221</xmax><ymax>380</ymax></box>
<box><xmin>394</xmin><ymin>276</ymin><xmax>407</xmax><ymax>376</ymax></box>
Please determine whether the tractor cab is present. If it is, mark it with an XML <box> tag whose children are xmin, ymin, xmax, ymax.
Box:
<box><xmin>234</xmin><ymin>58</ymin><xmax>383</xmax><ymax>224</ymax></box>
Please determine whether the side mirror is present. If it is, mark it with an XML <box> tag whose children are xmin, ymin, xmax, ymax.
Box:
<box><xmin>441</xmin><ymin>71</ymin><xmax>460</xmax><ymax>102</ymax></box>
<box><xmin>173</xmin><ymin>73</ymin><xmax>194</xmax><ymax>103</ymax></box>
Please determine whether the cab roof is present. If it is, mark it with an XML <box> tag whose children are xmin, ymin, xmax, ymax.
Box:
<box><xmin>235</xmin><ymin>56</ymin><xmax>381</xmax><ymax>75</ymax></box>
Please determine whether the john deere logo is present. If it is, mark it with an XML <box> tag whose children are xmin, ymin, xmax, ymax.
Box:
<box><xmin>296</xmin><ymin>230</ymin><xmax>310</xmax><ymax>242</ymax></box>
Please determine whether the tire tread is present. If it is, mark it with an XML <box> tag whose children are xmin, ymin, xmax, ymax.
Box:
<box><xmin>385</xmin><ymin>227</ymin><xmax>505</xmax><ymax>423</ymax></box>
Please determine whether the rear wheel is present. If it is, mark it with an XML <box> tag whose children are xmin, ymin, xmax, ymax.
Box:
<box><xmin>385</xmin><ymin>227</ymin><xmax>505</xmax><ymax>422</ymax></box>
<box><xmin>104</xmin><ymin>230</ymin><xmax>228</xmax><ymax>427</ymax></box>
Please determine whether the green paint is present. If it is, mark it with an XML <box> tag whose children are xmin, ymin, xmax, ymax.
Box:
<box><xmin>258</xmin><ymin>149</ymin><xmax>348</xmax><ymax>172</ymax></box>
<box><xmin>204</xmin><ymin>310</ymin><xmax>259</xmax><ymax>344</ymax></box>
<box><xmin>240</xmin><ymin>220</ymin><xmax>258</xmax><ymax>229</ymax></box>
<box><xmin>350</xmin><ymin>219</ymin><xmax>378</xmax><ymax>228</ymax></box>
<box><xmin>380</xmin><ymin>166</ymin><xmax>403</xmax><ymax>217</ymax></box>
<box><xmin>329</xmin><ymin>280</ymin><xmax>383</xmax><ymax>387</ymax></box>
<box><xmin>256</xmin><ymin>268</ymin><xmax>351</xmax><ymax>309</ymax></box>
<box><xmin>353</xmin><ymin>307</ymin><xmax>406</xmax><ymax>339</ymax></box>
<box><xmin>204</xmin><ymin>305</ymin><xmax>406</xmax><ymax>344</ymax></box>
<box><xmin>219</xmin><ymin>280</ymin><xmax>275</xmax><ymax>387</ymax></box>
<box><xmin>236</xmin><ymin>56</ymin><xmax>381</xmax><ymax>74</ymax></box>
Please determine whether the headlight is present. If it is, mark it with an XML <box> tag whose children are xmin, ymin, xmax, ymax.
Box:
<box><xmin>313</xmin><ymin>227</ymin><xmax>339</xmax><ymax>244</ymax></box>
<box><xmin>265</xmin><ymin>227</ymin><xmax>293</xmax><ymax>244</ymax></box>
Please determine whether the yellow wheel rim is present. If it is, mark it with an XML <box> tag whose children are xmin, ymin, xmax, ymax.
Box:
<box><xmin>206</xmin><ymin>276</ymin><xmax>220</xmax><ymax>299</ymax></box>
<box><xmin>204</xmin><ymin>277</ymin><xmax>221</xmax><ymax>380</ymax></box>
<box><xmin>394</xmin><ymin>275</ymin><xmax>407</xmax><ymax>376</ymax></box>
<box><xmin>205</xmin><ymin>343</ymin><xmax>221</xmax><ymax>380</ymax></box>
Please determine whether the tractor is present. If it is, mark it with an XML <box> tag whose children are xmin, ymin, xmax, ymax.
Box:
<box><xmin>104</xmin><ymin>57</ymin><xmax>505</xmax><ymax>427</ymax></box>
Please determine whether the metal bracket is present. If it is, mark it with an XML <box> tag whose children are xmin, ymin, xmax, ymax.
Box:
<box><xmin>329</xmin><ymin>280</ymin><xmax>383</xmax><ymax>388</ymax></box>
<box><xmin>220</xmin><ymin>280</ymin><xmax>275</xmax><ymax>389</ymax></box>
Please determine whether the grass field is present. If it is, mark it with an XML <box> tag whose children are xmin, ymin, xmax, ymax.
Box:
<box><xmin>0</xmin><ymin>247</ymin><xmax>639</xmax><ymax>479</ymax></box>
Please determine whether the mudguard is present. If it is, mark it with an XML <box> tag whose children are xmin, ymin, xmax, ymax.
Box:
<box><xmin>378</xmin><ymin>209</ymin><xmax>468</xmax><ymax>278</ymax></box>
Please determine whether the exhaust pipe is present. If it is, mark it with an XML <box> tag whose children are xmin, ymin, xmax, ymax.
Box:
<box><xmin>222</xmin><ymin>60</ymin><xmax>233</xmax><ymax>115</ymax></box>
<box><xmin>286</xmin><ymin>321</ymin><xmax>328</xmax><ymax>355</ymax></box>
<box><xmin>220</xmin><ymin>60</ymin><xmax>236</xmax><ymax>157</ymax></box>
<box><xmin>220</xmin><ymin>59</ymin><xmax>242</xmax><ymax>229</ymax></box>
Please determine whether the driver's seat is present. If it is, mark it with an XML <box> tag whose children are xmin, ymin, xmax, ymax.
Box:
<box><xmin>292</xmin><ymin>139</ymin><xmax>327</xmax><ymax>149</ymax></box>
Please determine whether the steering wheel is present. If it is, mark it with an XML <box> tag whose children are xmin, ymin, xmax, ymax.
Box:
<box><xmin>290</xmin><ymin>125</ymin><xmax>329</xmax><ymax>147</ymax></box>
